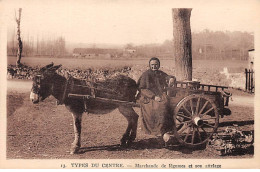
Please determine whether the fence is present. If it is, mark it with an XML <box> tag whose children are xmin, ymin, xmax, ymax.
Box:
<box><xmin>245</xmin><ymin>69</ymin><xmax>254</xmax><ymax>93</ymax></box>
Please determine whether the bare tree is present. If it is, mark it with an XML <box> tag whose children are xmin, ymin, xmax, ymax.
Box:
<box><xmin>15</xmin><ymin>8</ymin><xmax>23</xmax><ymax>66</ymax></box>
<box><xmin>172</xmin><ymin>8</ymin><xmax>192</xmax><ymax>81</ymax></box>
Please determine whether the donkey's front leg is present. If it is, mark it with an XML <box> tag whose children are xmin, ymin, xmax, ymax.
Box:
<box><xmin>70</xmin><ymin>112</ymin><xmax>83</xmax><ymax>154</ymax></box>
<box><xmin>118</xmin><ymin>106</ymin><xmax>139</xmax><ymax>147</ymax></box>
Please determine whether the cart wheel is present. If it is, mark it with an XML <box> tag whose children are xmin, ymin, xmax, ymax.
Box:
<box><xmin>173</xmin><ymin>94</ymin><xmax>219</xmax><ymax>147</ymax></box>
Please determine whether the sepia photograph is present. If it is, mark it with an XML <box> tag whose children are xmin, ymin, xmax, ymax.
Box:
<box><xmin>0</xmin><ymin>0</ymin><xmax>259</xmax><ymax>169</ymax></box>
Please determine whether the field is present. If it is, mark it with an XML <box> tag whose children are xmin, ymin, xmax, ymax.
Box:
<box><xmin>8</xmin><ymin>56</ymin><xmax>247</xmax><ymax>70</ymax></box>
<box><xmin>6</xmin><ymin>56</ymin><xmax>254</xmax><ymax>160</ymax></box>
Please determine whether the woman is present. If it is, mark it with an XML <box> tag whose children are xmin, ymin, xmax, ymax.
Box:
<box><xmin>137</xmin><ymin>57</ymin><xmax>175</xmax><ymax>138</ymax></box>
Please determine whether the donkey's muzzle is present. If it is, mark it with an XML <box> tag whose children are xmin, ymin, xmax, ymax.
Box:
<box><xmin>30</xmin><ymin>91</ymin><xmax>39</xmax><ymax>104</ymax></box>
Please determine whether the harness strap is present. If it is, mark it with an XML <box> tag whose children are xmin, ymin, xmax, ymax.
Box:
<box><xmin>57</xmin><ymin>75</ymin><xmax>72</xmax><ymax>105</ymax></box>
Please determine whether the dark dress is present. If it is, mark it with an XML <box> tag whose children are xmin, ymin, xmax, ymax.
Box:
<box><xmin>137</xmin><ymin>69</ymin><xmax>174</xmax><ymax>135</ymax></box>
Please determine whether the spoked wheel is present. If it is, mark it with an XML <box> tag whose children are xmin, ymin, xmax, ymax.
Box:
<box><xmin>173</xmin><ymin>94</ymin><xmax>219</xmax><ymax>147</ymax></box>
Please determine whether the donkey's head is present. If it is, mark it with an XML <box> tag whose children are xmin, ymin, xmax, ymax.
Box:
<box><xmin>30</xmin><ymin>63</ymin><xmax>62</xmax><ymax>104</ymax></box>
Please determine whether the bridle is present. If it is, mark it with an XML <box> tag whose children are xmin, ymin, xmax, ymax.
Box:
<box><xmin>32</xmin><ymin>74</ymin><xmax>42</xmax><ymax>95</ymax></box>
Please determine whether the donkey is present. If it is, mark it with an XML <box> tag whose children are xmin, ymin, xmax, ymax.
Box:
<box><xmin>30</xmin><ymin>63</ymin><xmax>139</xmax><ymax>154</ymax></box>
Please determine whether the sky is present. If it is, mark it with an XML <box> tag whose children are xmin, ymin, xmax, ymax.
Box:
<box><xmin>2</xmin><ymin>0</ymin><xmax>259</xmax><ymax>45</ymax></box>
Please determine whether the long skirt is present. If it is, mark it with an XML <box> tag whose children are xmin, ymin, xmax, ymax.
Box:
<box><xmin>139</xmin><ymin>95</ymin><xmax>173</xmax><ymax>136</ymax></box>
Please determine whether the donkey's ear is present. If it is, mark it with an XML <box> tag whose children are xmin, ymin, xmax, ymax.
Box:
<box><xmin>46</xmin><ymin>62</ymin><xmax>54</xmax><ymax>68</ymax></box>
<box><xmin>50</xmin><ymin>64</ymin><xmax>62</xmax><ymax>71</ymax></box>
<box><xmin>40</xmin><ymin>62</ymin><xmax>54</xmax><ymax>72</ymax></box>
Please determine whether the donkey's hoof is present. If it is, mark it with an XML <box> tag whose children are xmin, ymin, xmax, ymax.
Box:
<box><xmin>120</xmin><ymin>140</ymin><xmax>132</xmax><ymax>148</ymax></box>
<box><xmin>126</xmin><ymin>140</ymin><xmax>133</xmax><ymax>147</ymax></box>
<box><xmin>120</xmin><ymin>140</ymin><xmax>129</xmax><ymax>148</ymax></box>
<box><xmin>120</xmin><ymin>142</ymin><xmax>127</xmax><ymax>148</ymax></box>
<box><xmin>70</xmin><ymin>146</ymin><xmax>80</xmax><ymax>154</ymax></box>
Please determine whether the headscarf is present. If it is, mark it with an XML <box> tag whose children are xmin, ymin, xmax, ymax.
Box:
<box><xmin>149</xmin><ymin>57</ymin><xmax>160</xmax><ymax>68</ymax></box>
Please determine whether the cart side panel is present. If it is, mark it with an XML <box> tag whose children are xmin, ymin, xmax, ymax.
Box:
<box><xmin>168</xmin><ymin>88</ymin><xmax>224</xmax><ymax>116</ymax></box>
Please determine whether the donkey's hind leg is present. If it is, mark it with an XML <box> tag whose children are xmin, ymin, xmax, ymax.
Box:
<box><xmin>70</xmin><ymin>112</ymin><xmax>83</xmax><ymax>154</ymax></box>
<box><xmin>118</xmin><ymin>105</ymin><xmax>139</xmax><ymax>147</ymax></box>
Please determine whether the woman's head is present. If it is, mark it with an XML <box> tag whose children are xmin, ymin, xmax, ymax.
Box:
<box><xmin>149</xmin><ymin>57</ymin><xmax>160</xmax><ymax>71</ymax></box>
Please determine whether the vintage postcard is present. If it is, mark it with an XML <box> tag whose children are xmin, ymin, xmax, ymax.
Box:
<box><xmin>0</xmin><ymin>0</ymin><xmax>259</xmax><ymax>169</ymax></box>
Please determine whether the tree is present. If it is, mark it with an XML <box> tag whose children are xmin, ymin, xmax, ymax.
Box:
<box><xmin>15</xmin><ymin>8</ymin><xmax>23</xmax><ymax>66</ymax></box>
<box><xmin>172</xmin><ymin>8</ymin><xmax>192</xmax><ymax>81</ymax></box>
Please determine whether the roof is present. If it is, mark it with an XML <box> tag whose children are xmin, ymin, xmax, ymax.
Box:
<box><xmin>73</xmin><ymin>48</ymin><xmax>119</xmax><ymax>54</ymax></box>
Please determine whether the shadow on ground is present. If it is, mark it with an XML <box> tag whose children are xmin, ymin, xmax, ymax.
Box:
<box><xmin>78</xmin><ymin>128</ymin><xmax>254</xmax><ymax>156</ymax></box>
<box><xmin>78</xmin><ymin>137</ymin><xmax>207</xmax><ymax>155</ymax></box>
<box><xmin>219</xmin><ymin>120</ymin><xmax>254</xmax><ymax>127</ymax></box>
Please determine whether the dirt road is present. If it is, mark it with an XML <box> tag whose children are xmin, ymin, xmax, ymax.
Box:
<box><xmin>6</xmin><ymin>80</ymin><xmax>254</xmax><ymax>159</ymax></box>
<box><xmin>7</xmin><ymin>79</ymin><xmax>254</xmax><ymax>107</ymax></box>
<box><xmin>7</xmin><ymin>80</ymin><xmax>32</xmax><ymax>93</ymax></box>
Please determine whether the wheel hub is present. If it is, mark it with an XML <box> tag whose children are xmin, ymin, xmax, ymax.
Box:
<box><xmin>192</xmin><ymin>116</ymin><xmax>204</xmax><ymax>127</ymax></box>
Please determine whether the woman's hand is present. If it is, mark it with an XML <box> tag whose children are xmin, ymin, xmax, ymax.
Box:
<box><xmin>168</xmin><ymin>77</ymin><xmax>176</xmax><ymax>87</ymax></box>
<box><xmin>154</xmin><ymin>96</ymin><xmax>162</xmax><ymax>102</ymax></box>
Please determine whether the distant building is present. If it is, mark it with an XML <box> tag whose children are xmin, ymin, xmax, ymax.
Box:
<box><xmin>125</xmin><ymin>48</ymin><xmax>136</xmax><ymax>53</ymax></box>
<box><xmin>123</xmin><ymin>48</ymin><xmax>136</xmax><ymax>57</ymax></box>
<box><xmin>72</xmin><ymin>48</ymin><xmax>120</xmax><ymax>59</ymax></box>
